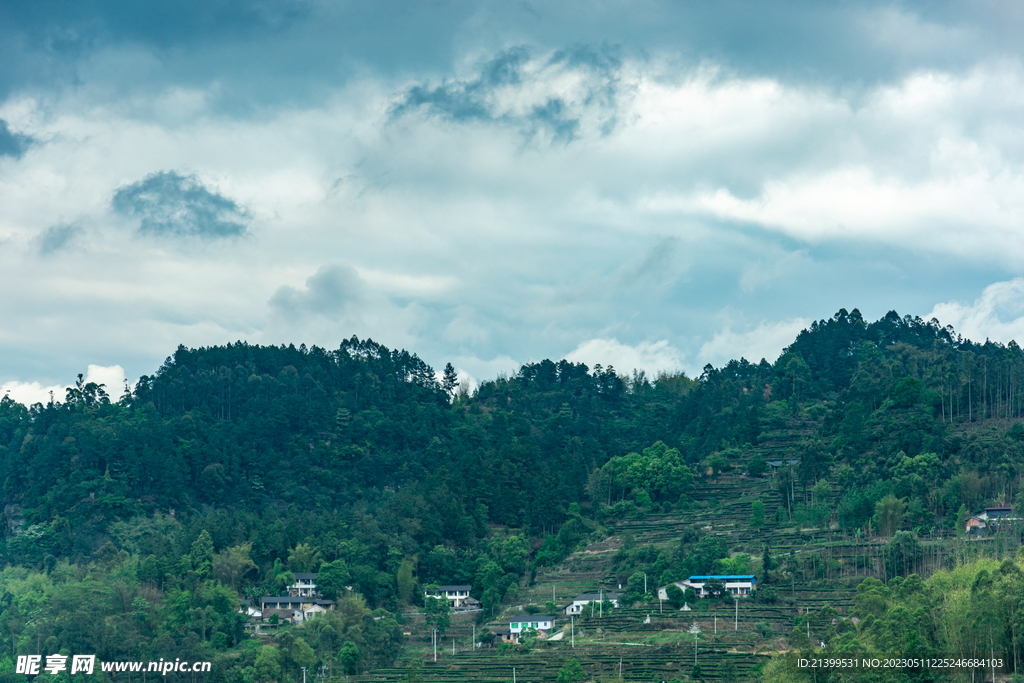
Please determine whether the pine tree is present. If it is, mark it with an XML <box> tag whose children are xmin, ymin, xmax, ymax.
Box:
<box><xmin>441</xmin><ymin>363</ymin><xmax>458</xmax><ymax>399</ymax></box>
<box><xmin>761</xmin><ymin>542</ymin><xmax>774</xmax><ymax>586</ymax></box>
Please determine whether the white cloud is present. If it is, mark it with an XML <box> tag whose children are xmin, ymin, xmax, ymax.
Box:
<box><xmin>2</xmin><ymin>364</ymin><xmax>127</xmax><ymax>406</ymax></box>
<box><xmin>927</xmin><ymin>279</ymin><xmax>1024</xmax><ymax>345</ymax></box>
<box><xmin>443</xmin><ymin>354</ymin><xmax>522</xmax><ymax>395</ymax></box>
<box><xmin>565</xmin><ymin>338</ymin><xmax>684</xmax><ymax>376</ymax></box>
<box><xmin>1</xmin><ymin>380</ymin><xmax>65</xmax><ymax>407</ymax></box>
<box><xmin>449</xmin><ymin>354</ymin><xmax>521</xmax><ymax>380</ymax></box>
<box><xmin>685</xmin><ymin>164</ymin><xmax>1024</xmax><ymax>263</ymax></box>
<box><xmin>356</xmin><ymin>268</ymin><xmax>459</xmax><ymax>299</ymax></box>
<box><xmin>2</xmin><ymin>49</ymin><xmax>1024</xmax><ymax>385</ymax></box>
<box><xmin>697</xmin><ymin>319</ymin><xmax>811</xmax><ymax>369</ymax></box>
<box><xmin>636</xmin><ymin>63</ymin><xmax>1024</xmax><ymax>265</ymax></box>
<box><xmin>84</xmin><ymin>364</ymin><xmax>129</xmax><ymax>395</ymax></box>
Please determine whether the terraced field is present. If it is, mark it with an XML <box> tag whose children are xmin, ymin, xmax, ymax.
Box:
<box><xmin>353</xmin><ymin>643</ymin><xmax>769</xmax><ymax>683</ymax></box>
<box><xmin>353</xmin><ymin>418</ymin><xmax>992</xmax><ymax>680</ymax></box>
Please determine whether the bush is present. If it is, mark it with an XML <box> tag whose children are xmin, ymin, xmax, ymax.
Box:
<box><xmin>748</xmin><ymin>456</ymin><xmax>768</xmax><ymax>476</ymax></box>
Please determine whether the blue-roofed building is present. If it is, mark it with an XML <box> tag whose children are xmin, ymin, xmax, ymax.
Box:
<box><xmin>658</xmin><ymin>575</ymin><xmax>756</xmax><ymax>599</ymax></box>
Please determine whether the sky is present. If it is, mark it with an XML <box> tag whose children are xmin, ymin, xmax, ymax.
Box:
<box><xmin>2</xmin><ymin>0</ymin><xmax>1024</xmax><ymax>404</ymax></box>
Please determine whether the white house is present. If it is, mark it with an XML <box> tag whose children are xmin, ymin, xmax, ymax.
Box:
<box><xmin>658</xmin><ymin>575</ymin><xmax>756</xmax><ymax>599</ymax></box>
<box><xmin>293</xmin><ymin>603</ymin><xmax>329</xmax><ymax>623</ymax></box>
<box><xmin>564</xmin><ymin>592</ymin><xmax>621</xmax><ymax>615</ymax></box>
<box><xmin>288</xmin><ymin>573</ymin><xmax>319</xmax><ymax>598</ymax></box>
<box><xmin>425</xmin><ymin>584</ymin><xmax>473</xmax><ymax>608</ymax></box>
<box><xmin>508</xmin><ymin>616</ymin><xmax>555</xmax><ymax>641</ymax></box>
<box><xmin>261</xmin><ymin>596</ymin><xmax>336</xmax><ymax>613</ymax></box>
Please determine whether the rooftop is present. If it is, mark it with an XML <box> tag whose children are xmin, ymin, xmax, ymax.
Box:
<box><xmin>261</xmin><ymin>596</ymin><xmax>306</xmax><ymax>603</ymax></box>
<box><xmin>573</xmin><ymin>592</ymin><xmax>622</xmax><ymax>600</ymax></box>
<box><xmin>687</xmin><ymin>575</ymin><xmax>757</xmax><ymax>581</ymax></box>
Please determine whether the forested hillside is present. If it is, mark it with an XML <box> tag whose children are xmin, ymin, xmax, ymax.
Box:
<box><xmin>2</xmin><ymin>308</ymin><xmax>1024</xmax><ymax>682</ymax></box>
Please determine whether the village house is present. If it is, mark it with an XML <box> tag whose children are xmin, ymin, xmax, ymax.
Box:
<box><xmin>293</xmin><ymin>603</ymin><xmax>330</xmax><ymax>623</ymax></box>
<box><xmin>497</xmin><ymin>616</ymin><xmax>556</xmax><ymax>643</ymax></box>
<box><xmin>258</xmin><ymin>608</ymin><xmax>292</xmax><ymax>627</ymax></box>
<box><xmin>288</xmin><ymin>573</ymin><xmax>319</xmax><ymax>597</ymax></box>
<box><xmin>424</xmin><ymin>584</ymin><xmax>473</xmax><ymax>608</ymax></box>
<box><xmin>658</xmin><ymin>575</ymin><xmax>756</xmax><ymax>599</ymax></box>
<box><xmin>563</xmin><ymin>591</ymin><xmax>621</xmax><ymax>615</ymax></box>
<box><xmin>260</xmin><ymin>596</ymin><xmax>336</xmax><ymax>613</ymax></box>
<box><xmin>965</xmin><ymin>507</ymin><xmax>1015</xmax><ymax>535</ymax></box>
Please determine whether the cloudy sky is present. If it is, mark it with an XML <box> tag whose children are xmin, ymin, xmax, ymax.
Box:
<box><xmin>2</xmin><ymin>0</ymin><xmax>1024</xmax><ymax>404</ymax></box>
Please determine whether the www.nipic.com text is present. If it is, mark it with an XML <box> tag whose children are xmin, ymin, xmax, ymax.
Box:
<box><xmin>16</xmin><ymin>655</ymin><xmax>212</xmax><ymax>675</ymax></box>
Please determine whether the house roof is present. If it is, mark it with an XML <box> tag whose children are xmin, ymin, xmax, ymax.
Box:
<box><xmin>573</xmin><ymin>592</ymin><xmax>622</xmax><ymax>601</ymax></box>
<box><xmin>509</xmin><ymin>616</ymin><xmax>555</xmax><ymax>622</ymax></box>
<box><xmin>688</xmin><ymin>573</ymin><xmax>753</xmax><ymax>581</ymax></box>
<box><xmin>261</xmin><ymin>608</ymin><xmax>293</xmax><ymax>619</ymax></box>
<box><xmin>293</xmin><ymin>573</ymin><xmax>318</xmax><ymax>580</ymax></box>
<box><xmin>436</xmin><ymin>585</ymin><xmax>472</xmax><ymax>591</ymax></box>
<box><xmin>261</xmin><ymin>596</ymin><xmax>305</xmax><ymax>604</ymax></box>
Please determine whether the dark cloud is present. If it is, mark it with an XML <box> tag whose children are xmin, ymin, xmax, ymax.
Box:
<box><xmin>112</xmin><ymin>171</ymin><xmax>249</xmax><ymax>238</ymax></box>
<box><xmin>391</xmin><ymin>45</ymin><xmax>624</xmax><ymax>143</ymax></box>
<box><xmin>1</xmin><ymin>1</ymin><xmax>1021</xmax><ymax>114</ymax></box>
<box><xmin>269</xmin><ymin>264</ymin><xmax>365</xmax><ymax>318</ymax></box>
<box><xmin>0</xmin><ymin>0</ymin><xmax>466</xmax><ymax>110</ymax></box>
<box><xmin>36</xmin><ymin>223</ymin><xmax>82</xmax><ymax>255</ymax></box>
<box><xmin>0</xmin><ymin>120</ymin><xmax>32</xmax><ymax>159</ymax></box>
<box><xmin>392</xmin><ymin>47</ymin><xmax>530</xmax><ymax>123</ymax></box>
<box><xmin>0</xmin><ymin>0</ymin><xmax>310</xmax><ymax>52</ymax></box>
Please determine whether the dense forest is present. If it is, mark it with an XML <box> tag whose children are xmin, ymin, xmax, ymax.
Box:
<box><xmin>3</xmin><ymin>308</ymin><xmax>1024</xmax><ymax>682</ymax></box>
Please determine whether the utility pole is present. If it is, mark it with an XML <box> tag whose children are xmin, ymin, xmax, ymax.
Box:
<box><xmin>452</xmin><ymin>638</ymin><xmax>455</xmax><ymax>656</ymax></box>
<box><xmin>472</xmin><ymin>624</ymin><xmax>476</xmax><ymax>651</ymax></box>
<box><xmin>433</xmin><ymin>628</ymin><xmax>438</xmax><ymax>662</ymax></box>
<box><xmin>735</xmin><ymin>597</ymin><xmax>739</xmax><ymax>631</ymax></box>
<box><xmin>644</xmin><ymin>574</ymin><xmax>647</xmax><ymax>594</ymax></box>
<box><xmin>571</xmin><ymin>616</ymin><xmax>574</xmax><ymax>649</ymax></box>
<box><xmin>513</xmin><ymin>668</ymin><xmax>516</xmax><ymax>683</ymax></box>
<box><xmin>992</xmin><ymin>632</ymin><xmax>997</xmax><ymax>683</ymax></box>
<box><xmin>301</xmin><ymin>667</ymin><xmax>307</xmax><ymax>683</ymax></box>
<box><xmin>599</xmin><ymin>589</ymin><xmax>603</xmax><ymax>617</ymax></box>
